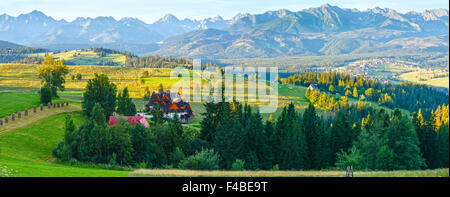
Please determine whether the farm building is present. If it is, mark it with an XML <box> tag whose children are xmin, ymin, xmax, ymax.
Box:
<box><xmin>307</xmin><ymin>84</ymin><xmax>318</xmax><ymax>91</ymax></box>
<box><xmin>109</xmin><ymin>116</ymin><xmax>150</xmax><ymax>128</ymax></box>
<box><xmin>144</xmin><ymin>90</ymin><xmax>194</xmax><ymax>123</ymax></box>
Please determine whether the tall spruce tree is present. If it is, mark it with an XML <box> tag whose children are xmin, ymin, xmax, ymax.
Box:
<box><xmin>302</xmin><ymin>103</ymin><xmax>324</xmax><ymax>169</ymax></box>
<box><xmin>278</xmin><ymin>103</ymin><xmax>307</xmax><ymax>170</ymax></box>
<box><xmin>330</xmin><ymin>112</ymin><xmax>354</xmax><ymax>164</ymax></box>
<box><xmin>436</xmin><ymin>124</ymin><xmax>449</xmax><ymax>168</ymax></box>
<box><xmin>117</xmin><ymin>87</ymin><xmax>136</xmax><ymax>116</ymax></box>
<box><xmin>383</xmin><ymin>111</ymin><xmax>425</xmax><ymax>170</ymax></box>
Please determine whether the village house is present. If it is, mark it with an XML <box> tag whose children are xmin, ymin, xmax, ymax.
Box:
<box><xmin>307</xmin><ymin>84</ymin><xmax>318</xmax><ymax>91</ymax></box>
<box><xmin>144</xmin><ymin>90</ymin><xmax>194</xmax><ymax>123</ymax></box>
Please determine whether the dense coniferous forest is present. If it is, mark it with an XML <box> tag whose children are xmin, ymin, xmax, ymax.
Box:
<box><xmin>89</xmin><ymin>47</ymin><xmax>192</xmax><ymax>68</ymax></box>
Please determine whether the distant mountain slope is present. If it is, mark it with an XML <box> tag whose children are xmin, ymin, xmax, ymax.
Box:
<box><xmin>154</xmin><ymin>4</ymin><xmax>449</xmax><ymax>58</ymax></box>
<box><xmin>0</xmin><ymin>4</ymin><xmax>448</xmax><ymax>58</ymax></box>
<box><xmin>0</xmin><ymin>10</ymin><xmax>231</xmax><ymax>48</ymax></box>
<box><xmin>0</xmin><ymin>40</ymin><xmax>23</xmax><ymax>49</ymax></box>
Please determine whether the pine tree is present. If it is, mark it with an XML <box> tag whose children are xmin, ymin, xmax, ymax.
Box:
<box><xmin>375</xmin><ymin>144</ymin><xmax>395</xmax><ymax>170</ymax></box>
<box><xmin>384</xmin><ymin>113</ymin><xmax>425</xmax><ymax>170</ymax></box>
<box><xmin>330</xmin><ymin>113</ymin><xmax>354</xmax><ymax>164</ymax></box>
<box><xmin>302</xmin><ymin>103</ymin><xmax>324</xmax><ymax>169</ymax></box>
<box><xmin>89</xmin><ymin>103</ymin><xmax>112</xmax><ymax>163</ymax></box>
<box><xmin>352</xmin><ymin>87</ymin><xmax>358</xmax><ymax>98</ymax></box>
<box><xmin>329</xmin><ymin>85</ymin><xmax>336</xmax><ymax>92</ymax></box>
<box><xmin>278</xmin><ymin>103</ymin><xmax>307</xmax><ymax>170</ymax></box>
<box><xmin>200</xmin><ymin>102</ymin><xmax>218</xmax><ymax>144</ymax></box>
<box><xmin>436</xmin><ymin>124</ymin><xmax>449</xmax><ymax>168</ymax></box>
<box><xmin>213</xmin><ymin>102</ymin><xmax>243</xmax><ymax>169</ymax></box>
<box><xmin>263</xmin><ymin>117</ymin><xmax>276</xmax><ymax>170</ymax></box>
<box><xmin>151</xmin><ymin>104</ymin><xmax>164</xmax><ymax>125</ymax></box>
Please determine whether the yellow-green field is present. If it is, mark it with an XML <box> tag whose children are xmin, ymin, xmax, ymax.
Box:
<box><xmin>0</xmin><ymin>63</ymin><xmax>177</xmax><ymax>98</ymax></box>
<box><xmin>30</xmin><ymin>50</ymin><xmax>126</xmax><ymax>66</ymax></box>
<box><xmin>399</xmin><ymin>71</ymin><xmax>449</xmax><ymax>88</ymax></box>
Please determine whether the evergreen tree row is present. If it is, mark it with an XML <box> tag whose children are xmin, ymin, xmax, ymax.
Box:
<box><xmin>281</xmin><ymin>71</ymin><xmax>448</xmax><ymax>113</ymax></box>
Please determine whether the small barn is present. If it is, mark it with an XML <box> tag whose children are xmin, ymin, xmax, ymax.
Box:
<box><xmin>109</xmin><ymin>116</ymin><xmax>150</xmax><ymax>128</ymax></box>
<box><xmin>307</xmin><ymin>84</ymin><xmax>318</xmax><ymax>91</ymax></box>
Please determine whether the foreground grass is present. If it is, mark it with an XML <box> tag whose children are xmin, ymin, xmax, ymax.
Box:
<box><xmin>0</xmin><ymin>92</ymin><xmax>41</xmax><ymax>118</ymax></box>
<box><xmin>0</xmin><ymin>112</ymin><xmax>130</xmax><ymax>177</ymax></box>
<box><xmin>0</xmin><ymin>91</ymin><xmax>81</xmax><ymax>118</ymax></box>
<box><xmin>130</xmin><ymin>169</ymin><xmax>449</xmax><ymax>177</ymax></box>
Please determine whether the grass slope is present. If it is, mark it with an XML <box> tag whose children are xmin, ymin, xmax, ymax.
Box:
<box><xmin>0</xmin><ymin>112</ymin><xmax>130</xmax><ymax>177</ymax></box>
<box><xmin>0</xmin><ymin>92</ymin><xmax>41</xmax><ymax>118</ymax></box>
<box><xmin>0</xmin><ymin>92</ymin><xmax>80</xmax><ymax>118</ymax></box>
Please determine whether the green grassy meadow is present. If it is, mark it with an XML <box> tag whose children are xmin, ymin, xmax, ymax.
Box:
<box><xmin>0</xmin><ymin>112</ymin><xmax>130</xmax><ymax>177</ymax></box>
<box><xmin>0</xmin><ymin>92</ymin><xmax>78</xmax><ymax>118</ymax></box>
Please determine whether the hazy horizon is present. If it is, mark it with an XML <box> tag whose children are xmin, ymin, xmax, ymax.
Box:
<box><xmin>0</xmin><ymin>0</ymin><xmax>448</xmax><ymax>23</ymax></box>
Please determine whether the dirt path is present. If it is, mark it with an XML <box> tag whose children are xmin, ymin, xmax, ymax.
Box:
<box><xmin>0</xmin><ymin>105</ymin><xmax>81</xmax><ymax>135</ymax></box>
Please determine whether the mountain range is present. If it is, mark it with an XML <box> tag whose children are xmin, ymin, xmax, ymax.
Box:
<box><xmin>0</xmin><ymin>4</ymin><xmax>448</xmax><ymax>58</ymax></box>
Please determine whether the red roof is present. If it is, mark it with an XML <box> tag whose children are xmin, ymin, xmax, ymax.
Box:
<box><xmin>109</xmin><ymin>116</ymin><xmax>150</xmax><ymax>128</ymax></box>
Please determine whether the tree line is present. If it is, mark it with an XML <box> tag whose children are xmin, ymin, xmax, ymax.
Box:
<box><xmin>0</xmin><ymin>47</ymin><xmax>46</xmax><ymax>63</ymax></box>
<box><xmin>281</xmin><ymin>71</ymin><xmax>449</xmax><ymax>114</ymax></box>
<box><xmin>200</xmin><ymin>98</ymin><xmax>448</xmax><ymax>171</ymax></box>
<box><xmin>89</xmin><ymin>47</ymin><xmax>192</xmax><ymax>68</ymax></box>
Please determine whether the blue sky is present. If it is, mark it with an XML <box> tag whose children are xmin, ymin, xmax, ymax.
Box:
<box><xmin>1</xmin><ymin>0</ymin><xmax>448</xmax><ymax>23</ymax></box>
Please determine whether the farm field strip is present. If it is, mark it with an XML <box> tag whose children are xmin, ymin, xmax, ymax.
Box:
<box><xmin>398</xmin><ymin>71</ymin><xmax>449</xmax><ymax>88</ymax></box>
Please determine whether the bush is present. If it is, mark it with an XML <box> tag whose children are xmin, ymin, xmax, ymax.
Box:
<box><xmin>335</xmin><ymin>146</ymin><xmax>362</xmax><ymax>170</ymax></box>
<box><xmin>170</xmin><ymin>147</ymin><xmax>185</xmax><ymax>166</ymax></box>
<box><xmin>271</xmin><ymin>164</ymin><xmax>279</xmax><ymax>171</ymax></box>
<box><xmin>231</xmin><ymin>159</ymin><xmax>245</xmax><ymax>171</ymax></box>
<box><xmin>178</xmin><ymin>148</ymin><xmax>220</xmax><ymax>170</ymax></box>
<box><xmin>40</xmin><ymin>85</ymin><xmax>52</xmax><ymax>105</ymax></box>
